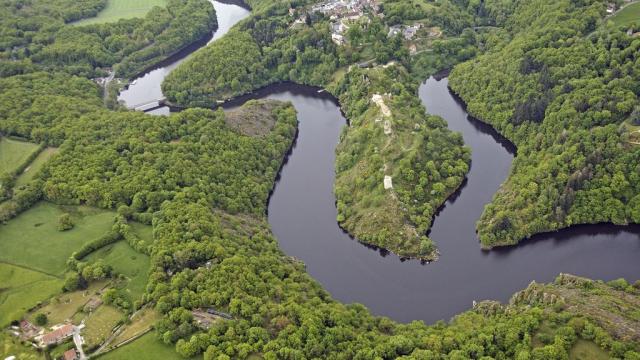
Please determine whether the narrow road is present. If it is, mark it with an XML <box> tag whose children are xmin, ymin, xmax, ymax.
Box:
<box><xmin>73</xmin><ymin>324</ymin><xmax>87</xmax><ymax>360</ymax></box>
<box><xmin>102</xmin><ymin>70</ymin><xmax>115</xmax><ymax>107</ymax></box>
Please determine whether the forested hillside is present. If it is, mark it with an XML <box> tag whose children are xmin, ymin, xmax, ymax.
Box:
<box><xmin>331</xmin><ymin>65</ymin><xmax>470</xmax><ymax>259</ymax></box>
<box><xmin>449</xmin><ymin>0</ymin><xmax>640</xmax><ymax>248</ymax></box>
<box><xmin>0</xmin><ymin>0</ymin><xmax>217</xmax><ymax>78</ymax></box>
<box><xmin>162</xmin><ymin>0</ymin><xmax>485</xmax><ymax>258</ymax></box>
<box><xmin>1</xmin><ymin>0</ymin><xmax>639</xmax><ymax>358</ymax></box>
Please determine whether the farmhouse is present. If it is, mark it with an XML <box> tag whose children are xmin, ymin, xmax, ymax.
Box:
<box><xmin>63</xmin><ymin>348</ymin><xmax>79</xmax><ymax>360</ymax></box>
<box><xmin>19</xmin><ymin>320</ymin><xmax>41</xmax><ymax>340</ymax></box>
<box><xmin>38</xmin><ymin>324</ymin><xmax>74</xmax><ymax>347</ymax></box>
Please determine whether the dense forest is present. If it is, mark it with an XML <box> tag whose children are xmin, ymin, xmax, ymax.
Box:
<box><xmin>1</xmin><ymin>0</ymin><xmax>640</xmax><ymax>358</ymax></box>
<box><xmin>0</xmin><ymin>0</ymin><xmax>217</xmax><ymax>78</ymax></box>
<box><xmin>449</xmin><ymin>0</ymin><xmax>640</xmax><ymax>248</ymax></box>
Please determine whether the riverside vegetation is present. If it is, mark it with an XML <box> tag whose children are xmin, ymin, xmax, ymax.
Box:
<box><xmin>0</xmin><ymin>0</ymin><xmax>639</xmax><ymax>358</ymax></box>
<box><xmin>0</xmin><ymin>0</ymin><xmax>217</xmax><ymax>79</ymax></box>
<box><xmin>162</xmin><ymin>0</ymin><xmax>478</xmax><ymax>258</ymax></box>
<box><xmin>165</xmin><ymin>0</ymin><xmax>640</xmax><ymax>255</ymax></box>
<box><xmin>448</xmin><ymin>0</ymin><xmax>640</xmax><ymax>248</ymax></box>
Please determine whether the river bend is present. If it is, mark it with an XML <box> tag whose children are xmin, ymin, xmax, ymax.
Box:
<box><xmin>121</xmin><ymin>2</ymin><xmax>640</xmax><ymax>323</ymax></box>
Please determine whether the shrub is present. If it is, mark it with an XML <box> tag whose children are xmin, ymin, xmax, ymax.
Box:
<box><xmin>34</xmin><ymin>313</ymin><xmax>47</xmax><ymax>326</ymax></box>
<box><xmin>57</xmin><ymin>213</ymin><xmax>74</xmax><ymax>231</ymax></box>
<box><xmin>608</xmin><ymin>278</ymin><xmax>629</xmax><ymax>291</ymax></box>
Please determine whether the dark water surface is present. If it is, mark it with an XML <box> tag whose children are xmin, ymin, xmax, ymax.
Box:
<box><xmin>120</xmin><ymin>2</ymin><xmax>640</xmax><ymax>323</ymax></box>
<box><xmin>262</xmin><ymin>78</ymin><xmax>640</xmax><ymax>324</ymax></box>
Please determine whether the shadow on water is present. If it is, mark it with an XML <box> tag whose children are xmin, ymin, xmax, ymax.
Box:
<box><xmin>262</xmin><ymin>76</ymin><xmax>640</xmax><ymax>324</ymax></box>
<box><xmin>121</xmin><ymin>2</ymin><xmax>640</xmax><ymax>323</ymax></box>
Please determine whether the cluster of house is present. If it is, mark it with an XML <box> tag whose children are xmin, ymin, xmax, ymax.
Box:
<box><xmin>388</xmin><ymin>23</ymin><xmax>422</xmax><ymax>40</ymax></box>
<box><xmin>8</xmin><ymin>320</ymin><xmax>81</xmax><ymax>359</ymax></box>
<box><xmin>607</xmin><ymin>0</ymin><xmax>635</xmax><ymax>15</ymax></box>
<box><xmin>310</xmin><ymin>0</ymin><xmax>381</xmax><ymax>45</ymax></box>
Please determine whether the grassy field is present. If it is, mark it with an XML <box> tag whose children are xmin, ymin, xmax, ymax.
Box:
<box><xmin>0</xmin><ymin>263</ymin><xmax>63</xmax><ymax>326</ymax></box>
<box><xmin>99</xmin><ymin>332</ymin><xmax>182</xmax><ymax>360</ymax></box>
<box><xmin>74</xmin><ymin>0</ymin><xmax>168</xmax><ymax>25</ymax></box>
<box><xmin>129</xmin><ymin>221</ymin><xmax>153</xmax><ymax>243</ymax></box>
<box><xmin>84</xmin><ymin>305</ymin><xmax>125</xmax><ymax>349</ymax></box>
<box><xmin>569</xmin><ymin>339</ymin><xmax>610</xmax><ymax>360</ymax></box>
<box><xmin>28</xmin><ymin>281</ymin><xmax>107</xmax><ymax>325</ymax></box>
<box><xmin>0</xmin><ymin>137</ymin><xmax>39</xmax><ymax>175</ymax></box>
<box><xmin>110</xmin><ymin>308</ymin><xmax>160</xmax><ymax>347</ymax></box>
<box><xmin>0</xmin><ymin>202</ymin><xmax>115</xmax><ymax>276</ymax></box>
<box><xmin>85</xmin><ymin>240</ymin><xmax>150</xmax><ymax>301</ymax></box>
<box><xmin>611</xmin><ymin>1</ymin><xmax>640</xmax><ymax>27</ymax></box>
<box><xmin>0</xmin><ymin>331</ymin><xmax>42</xmax><ymax>360</ymax></box>
<box><xmin>14</xmin><ymin>147</ymin><xmax>58</xmax><ymax>187</ymax></box>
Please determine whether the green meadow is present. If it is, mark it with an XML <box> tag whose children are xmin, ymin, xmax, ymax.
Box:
<box><xmin>86</xmin><ymin>239</ymin><xmax>150</xmax><ymax>301</ymax></box>
<box><xmin>611</xmin><ymin>1</ymin><xmax>640</xmax><ymax>27</ymax></box>
<box><xmin>99</xmin><ymin>332</ymin><xmax>182</xmax><ymax>360</ymax></box>
<box><xmin>569</xmin><ymin>339</ymin><xmax>611</xmax><ymax>360</ymax></box>
<box><xmin>74</xmin><ymin>0</ymin><xmax>168</xmax><ymax>25</ymax></box>
<box><xmin>14</xmin><ymin>147</ymin><xmax>58</xmax><ymax>187</ymax></box>
<box><xmin>0</xmin><ymin>202</ymin><xmax>115</xmax><ymax>276</ymax></box>
<box><xmin>0</xmin><ymin>331</ymin><xmax>42</xmax><ymax>360</ymax></box>
<box><xmin>0</xmin><ymin>263</ymin><xmax>63</xmax><ymax>326</ymax></box>
<box><xmin>0</xmin><ymin>137</ymin><xmax>39</xmax><ymax>174</ymax></box>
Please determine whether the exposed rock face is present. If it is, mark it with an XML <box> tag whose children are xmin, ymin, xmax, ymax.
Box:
<box><xmin>509</xmin><ymin>274</ymin><xmax>640</xmax><ymax>342</ymax></box>
<box><xmin>224</xmin><ymin>99</ymin><xmax>282</xmax><ymax>137</ymax></box>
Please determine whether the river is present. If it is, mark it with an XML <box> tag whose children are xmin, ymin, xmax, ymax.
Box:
<box><xmin>121</xmin><ymin>2</ymin><xmax>640</xmax><ymax>324</ymax></box>
<box><xmin>117</xmin><ymin>0</ymin><xmax>251</xmax><ymax>115</ymax></box>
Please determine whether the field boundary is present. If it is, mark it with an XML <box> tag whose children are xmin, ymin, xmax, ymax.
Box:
<box><xmin>0</xmin><ymin>260</ymin><xmax>61</xmax><ymax>279</ymax></box>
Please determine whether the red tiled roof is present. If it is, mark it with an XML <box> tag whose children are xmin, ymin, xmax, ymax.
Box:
<box><xmin>42</xmin><ymin>324</ymin><xmax>74</xmax><ymax>345</ymax></box>
<box><xmin>63</xmin><ymin>349</ymin><xmax>77</xmax><ymax>360</ymax></box>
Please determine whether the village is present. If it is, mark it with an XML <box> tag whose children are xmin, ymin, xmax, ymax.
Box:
<box><xmin>309</xmin><ymin>0</ymin><xmax>381</xmax><ymax>45</ymax></box>
<box><xmin>4</xmin><ymin>281</ymin><xmax>233</xmax><ymax>360</ymax></box>
<box><xmin>299</xmin><ymin>0</ymin><xmax>443</xmax><ymax>55</ymax></box>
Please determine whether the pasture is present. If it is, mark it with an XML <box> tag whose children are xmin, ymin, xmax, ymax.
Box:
<box><xmin>14</xmin><ymin>147</ymin><xmax>58</xmax><ymax>187</ymax></box>
<box><xmin>0</xmin><ymin>331</ymin><xmax>41</xmax><ymax>360</ymax></box>
<box><xmin>109</xmin><ymin>308</ymin><xmax>160</xmax><ymax>347</ymax></box>
<box><xmin>28</xmin><ymin>281</ymin><xmax>107</xmax><ymax>325</ymax></box>
<box><xmin>611</xmin><ymin>2</ymin><xmax>640</xmax><ymax>27</ymax></box>
<box><xmin>0</xmin><ymin>137</ymin><xmax>39</xmax><ymax>175</ymax></box>
<box><xmin>85</xmin><ymin>240</ymin><xmax>150</xmax><ymax>301</ymax></box>
<box><xmin>74</xmin><ymin>0</ymin><xmax>168</xmax><ymax>25</ymax></box>
<box><xmin>99</xmin><ymin>332</ymin><xmax>182</xmax><ymax>360</ymax></box>
<box><xmin>0</xmin><ymin>202</ymin><xmax>115</xmax><ymax>276</ymax></box>
<box><xmin>83</xmin><ymin>305</ymin><xmax>124</xmax><ymax>349</ymax></box>
<box><xmin>0</xmin><ymin>263</ymin><xmax>62</xmax><ymax>326</ymax></box>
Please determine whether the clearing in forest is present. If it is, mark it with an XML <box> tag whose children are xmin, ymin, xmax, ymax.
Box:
<box><xmin>85</xmin><ymin>240</ymin><xmax>151</xmax><ymax>301</ymax></box>
<box><xmin>73</xmin><ymin>0</ymin><xmax>168</xmax><ymax>25</ymax></box>
<box><xmin>0</xmin><ymin>137</ymin><xmax>39</xmax><ymax>175</ymax></box>
<box><xmin>14</xmin><ymin>147</ymin><xmax>58</xmax><ymax>187</ymax></box>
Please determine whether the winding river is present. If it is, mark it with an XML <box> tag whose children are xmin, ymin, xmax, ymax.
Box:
<box><xmin>122</xmin><ymin>2</ymin><xmax>640</xmax><ymax>324</ymax></box>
